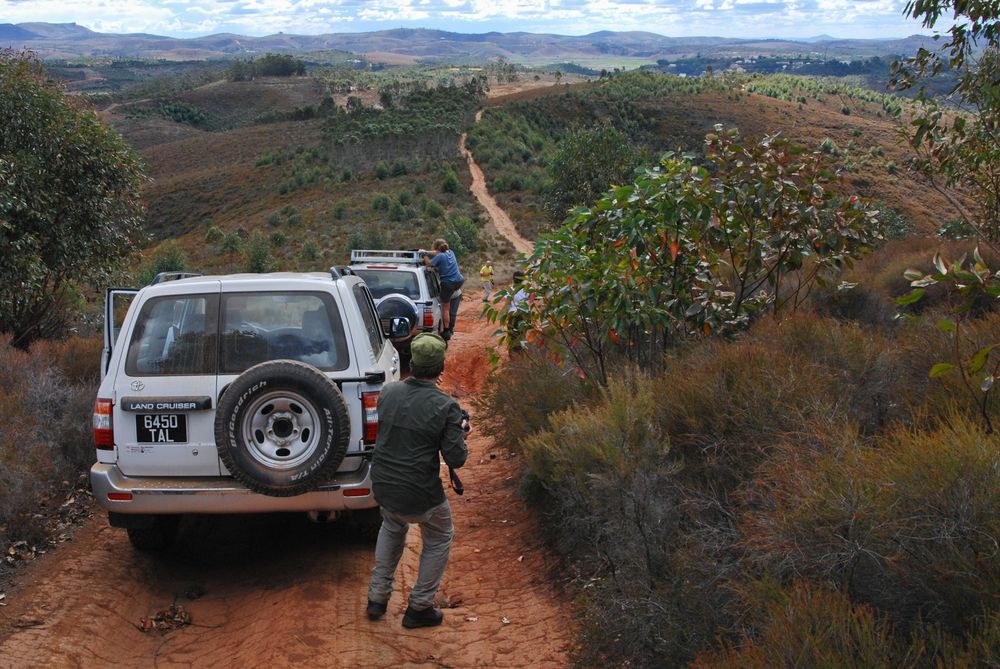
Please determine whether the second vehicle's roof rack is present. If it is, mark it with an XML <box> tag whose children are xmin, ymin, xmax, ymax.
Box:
<box><xmin>350</xmin><ymin>249</ymin><xmax>424</xmax><ymax>265</ymax></box>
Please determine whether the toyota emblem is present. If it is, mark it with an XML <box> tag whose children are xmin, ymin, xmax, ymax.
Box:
<box><xmin>130</xmin><ymin>380</ymin><xmax>145</xmax><ymax>391</ymax></box>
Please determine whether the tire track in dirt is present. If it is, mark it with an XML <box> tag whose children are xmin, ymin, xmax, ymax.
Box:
<box><xmin>0</xmin><ymin>299</ymin><xmax>574</xmax><ymax>668</ymax></box>
<box><xmin>460</xmin><ymin>110</ymin><xmax>534</xmax><ymax>257</ymax></box>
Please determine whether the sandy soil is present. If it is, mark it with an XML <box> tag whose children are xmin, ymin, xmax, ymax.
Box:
<box><xmin>0</xmin><ymin>299</ymin><xmax>575</xmax><ymax>668</ymax></box>
<box><xmin>460</xmin><ymin>112</ymin><xmax>535</xmax><ymax>257</ymax></box>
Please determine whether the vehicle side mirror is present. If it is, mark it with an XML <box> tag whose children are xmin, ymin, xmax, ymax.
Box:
<box><xmin>388</xmin><ymin>316</ymin><xmax>411</xmax><ymax>339</ymax></box>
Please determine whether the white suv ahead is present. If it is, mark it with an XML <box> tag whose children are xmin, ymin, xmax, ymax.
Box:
<box><xmin>91</xmin><ymin>269</ymin><xmax>408</xmax><ymax>551</ymax></box>
<box><xmin>346</xmin><ymin>249</ymin><xmax>445</xmax><ymax>360</ymax></box>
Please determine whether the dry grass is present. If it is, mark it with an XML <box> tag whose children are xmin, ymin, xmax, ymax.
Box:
<box><xmin>0</xmin><ymin>336</ymin><xmax>100</xmax><ymax>544</ymax></box>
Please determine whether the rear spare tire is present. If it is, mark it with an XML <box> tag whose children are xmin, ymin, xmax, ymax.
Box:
<box><xmin>376</xmin><ymin>294</ymin><xmax>418</xmax><ymax>340</ymax></box>
<box><xmin>215</xmin><ymin>360</ymin><xmax>351</xmax><ymax>497</ymax></box>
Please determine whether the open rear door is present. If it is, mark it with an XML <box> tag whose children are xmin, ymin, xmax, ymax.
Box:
<box><xmin>103</xmin><ymin>288</ymin><xmax>138</xmax><ymax>378</ymax></box>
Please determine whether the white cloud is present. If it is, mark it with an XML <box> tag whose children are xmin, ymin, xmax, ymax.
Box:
<box><xmin>0</xmin><ymin>0</ymin><xmax>929</xmax><ymax>39</ymax></box>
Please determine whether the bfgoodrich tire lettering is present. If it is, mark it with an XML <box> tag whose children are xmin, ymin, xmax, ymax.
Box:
<box><xmin>214</xmin><ymin>360</ymin><xmax>351</xmax><ymax>497</ymax></box>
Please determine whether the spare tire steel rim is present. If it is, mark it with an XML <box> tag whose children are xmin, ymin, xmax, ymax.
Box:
<box><xmin>241</xmin><ymin>389</ymin><xmax>322</xmax><ymax>470</ymax></box>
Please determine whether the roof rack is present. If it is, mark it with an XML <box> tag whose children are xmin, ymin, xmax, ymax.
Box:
<box><xmin>349</xmin><ymin>249</ymin><xmax>425</xmax><ymax>265</ymax></box>
<box><xmin>150</xmin><ymin>271</ymin><xmax>203</xmax><ymax>285</ymax></box>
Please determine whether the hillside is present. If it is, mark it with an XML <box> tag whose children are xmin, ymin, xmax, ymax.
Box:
<box><xmin>468</xmin><ymin>72</ymin><xmax>953</xmax><ymax>241</ymax></box>
<box><xmin>108</xmin><ymin>67</ymin><xmax>954</xmax><ymax>285</ymax></box>
<box><xmin>109</xmin><ymin>76</ymin><xmax>517</xmax><ymax>278</ymax></box>
<box><xmin>4</xmin><ymin>22</ymin><xmax>937</xmax><ymax>65</ymax></box>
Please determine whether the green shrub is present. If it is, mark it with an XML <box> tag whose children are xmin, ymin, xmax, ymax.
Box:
<box><xmin>134</xmin><ymin>240</ymin><xmax>188</xmax><ymax>286</ymax></box>
<box><xmin>301</xmin><ymin>240</ymin><xmax>320</xmax><ymax>262</ymax></box>
<box><xmin>221</xmin><ymin>232</ymin><xmax>242</xmax><ymax>254</ymax></box>
<box><xmin>389</xmin><ymin>200</ymin><xmax>406</xmax><ymax>222</ymax></box>
<box><xmin>374</xmin><ymin>161</ymin><xmax>390</xmax><ymax>180</ymax></box>
<box><xmin>692</xmin><ymin>582</ymin><xmax>921</xmax><ymax>669</ymax></box>
<box><xmin>424</xmin><ymin>199</ymin><xmax>445</xmax><ymax>218</ymax></box>
<box><xmin>519</xmin><ymin>376</ymin><xmax>731</xmax><ymax>666</ymax></box>
<box><xmin>159</xmin><ymin>100</ymin><xmax>207</xmax><ymax>127</ymax></box>
<box><xmin>444</xmin><ymin>216</ymin><xmax>480</xmax><ymax>256</ymax></box>
<box><xmin>441</xmin><ymin>170</ymin><xmax>460</xmax><ymax>193</ymax></box>
<box><xmin>266</xmin><ymin>211</ymin><xmax>281</xmax><ymax>226</ymax></box>
<box><xmin>745</xmin><ymin>414</ymin><xmax>1000</xmax><ymax>633</ymax></box>
<box><xmin>269</xmin><ymin>231</ymin><xmax>286</xmax><ymax>247</ymax></box>
<box><xmin>390</xmin><ymin>159</ymin><xmax>408</xmax><ymax>177</ymax></box>
<box><xmin>348</xmin><ymin>227</ymin><xmax>386</xmax><ymax>251</ymax></box>
<box><xmin>334</xmin><ymin>202</ymin><xmax>348</xmax><ymax>220</ymax></box>
<box><xmin>473</xmin><ymin>355</ymin><xmax>591</xmax><ymax>450</ymax></box>
<box><xmin>937</xmin><ymin>217</ymin><xmax>977</xmax><ymax>239</ymax></box>
<box><xmin>372</xmin><ymin>194</ymin><xmax>390</xmax><ymax>211</ymax></box>
<box><xmin>205</xmin><ymin>225</ymin><xmax>224</xmax><ymax>243</ymax></box>
<box><xmin>877</xmin><ymin>204</ymin><xmax>914</xmax><ymax>240</ymax></box>
<box><xmin>241</xmin><ymin>234</ymin><xmax>277</xmax><ymax>273</ymax></box>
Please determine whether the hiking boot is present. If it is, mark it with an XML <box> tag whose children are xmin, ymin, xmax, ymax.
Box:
<box><xmin>402</xmin><ymin>605</ymin><xmax>444</xmax><ymax>628</ymax></box>
<box><xmin>441</xmin><ymin>329</ymin><xmax>453</xmax><ymax>341</ymax></box>
<box><xmin>366</xmin><ymin>599</ymin><xmax>387</xmax><ymax>620</ymax></box>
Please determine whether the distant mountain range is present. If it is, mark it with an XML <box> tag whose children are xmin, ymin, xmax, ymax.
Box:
<box><xmin>1</xmin><ymin>22</ymin><xmax>937</xmax><ymax>63</ymax></box>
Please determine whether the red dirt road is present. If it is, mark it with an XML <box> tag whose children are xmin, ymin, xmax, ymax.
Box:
<box><xmin>460</xmin><ymin>112</ymin><xmax>534</xmax><ymax>257</ymax></box>
<box><xmin>0</xmin><ymin>299</ymin><xmax>575</xmax><ymax>668</ymax></box>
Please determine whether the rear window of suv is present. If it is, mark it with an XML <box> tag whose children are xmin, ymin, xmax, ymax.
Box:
<box><xmin>126</xmin><ymin>295</ymin><xmax>217</xmax><ymax>376</ymax></box>
<box><xmin>352</xmin><ymin>269</ymin><xmax>421</xmax><ymax>300</ymax></box>
<box><xmin>220</xmin><ymin>292</ymin><xmax>349</xmax><ymax>373</ymax></box>
<box><xmin>125</xmin><ymin>291</ymin><xmax>350</xmax><ymax>376</ymax></box>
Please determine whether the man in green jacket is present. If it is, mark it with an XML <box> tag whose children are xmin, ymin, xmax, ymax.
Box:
<box><xmin>366</xmin><ymin>332</ymin><xmax>469</xmax><ymax>628</ymax></box>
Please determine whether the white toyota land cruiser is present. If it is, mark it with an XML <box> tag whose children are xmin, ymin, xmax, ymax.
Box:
<box><xmin>91</xmin><ymin>268</ymin><xmax>409</xmax><ymax>551</ymax></box>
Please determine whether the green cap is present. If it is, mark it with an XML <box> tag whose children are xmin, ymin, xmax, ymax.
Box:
<box><xmin>410</xmin><ymin>332</ymin><xmax>447</xmax><ymax>367</ymax></box>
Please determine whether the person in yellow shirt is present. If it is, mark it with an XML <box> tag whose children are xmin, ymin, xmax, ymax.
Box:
<box><xmin>479</xmin><ymin>259</ymin><xmax>494</xmax><ymax>303</ymax></box>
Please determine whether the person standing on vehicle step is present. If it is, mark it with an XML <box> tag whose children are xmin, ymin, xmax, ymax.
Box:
<box><xmin>479</xmin><ymin>259</ymin><xmax>494</xmax><ymax>303</ymax></box>
<box><xmin>421</xmin><ymin>239</ymin><xmax>464</xmax><ymax>341</ymax></box>
<box><xmin>366</xmin><ymin>332</ymin><xmax>469</xmax><ymax>628</ymax></box>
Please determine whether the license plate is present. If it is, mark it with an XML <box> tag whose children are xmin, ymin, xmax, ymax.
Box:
<box><xmin>135</xmin><ymin>414</ymin><xmax>187</xmax><ymax>443</ymax></box>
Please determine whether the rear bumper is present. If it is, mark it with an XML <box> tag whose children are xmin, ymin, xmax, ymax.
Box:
<box><xmin>90</xmin><ymin>462</ymin><xmax>376</xmax><ymax>514</ymax></box>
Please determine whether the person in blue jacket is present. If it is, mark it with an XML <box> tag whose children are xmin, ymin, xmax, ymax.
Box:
<box><xmin>422</xmin><ymin>238</ymin><xmax>465</xmax><ymax>341</ymax></box>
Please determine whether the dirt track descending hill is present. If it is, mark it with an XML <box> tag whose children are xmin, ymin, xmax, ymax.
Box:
<box><xmin>461</xmin><ymin>111</ymin><xmax>534</xmax><ymax>257</ymax></box>
<box><xmin>0</xmin><ymin>299</ymin><xmax>574</xmax><ymax>668</ymax></box>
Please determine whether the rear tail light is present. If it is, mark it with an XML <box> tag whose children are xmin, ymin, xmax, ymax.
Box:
<box><xmin>93</xmin><ymin>398</ymin><xmax>114</xmax><ymax>450</ymax></box>
<box><xmin>344</xmin><ymin>488</ymin><xmax>370</xmax><ymax>497</ymax></box>
<box><xmin>422</xmin><ymin>307</ymin><xmax>434</xmax><ymax>328</ymax></box>
<box><xmin>362</xmin><ymin>392</ymin><xmax>379</xmax><ymax>445</ymax></box>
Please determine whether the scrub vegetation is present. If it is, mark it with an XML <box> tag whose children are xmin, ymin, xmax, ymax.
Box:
<box><xmin>475</xmin><ymin>2</ymin><xmax>1000</xmax><ymax>665</ymax></box>
<box><xmin>3</xmin><ymin>6</ymin><xmax>1000</xmax><ymax>662</ymax></box>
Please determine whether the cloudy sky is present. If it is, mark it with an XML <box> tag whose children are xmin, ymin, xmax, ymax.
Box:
<box><xmin>1</xmin><ymin>0</ymin><xmax>934</xmax><ymax>41</ymax></box>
